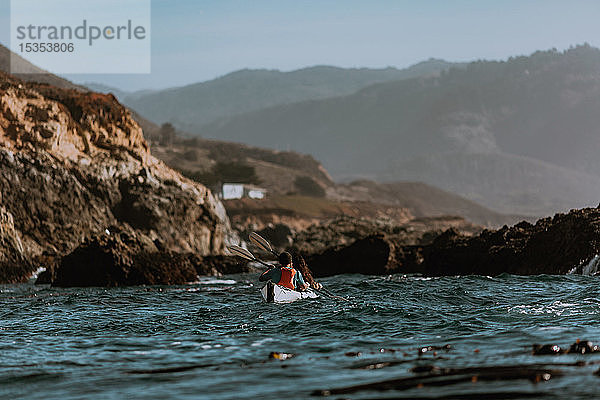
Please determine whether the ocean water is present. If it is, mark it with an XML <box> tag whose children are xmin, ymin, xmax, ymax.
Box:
<box><xmin>2</xmin><ymin>274</ymin><xmax>600</xmax><ymax>399</ymax></box>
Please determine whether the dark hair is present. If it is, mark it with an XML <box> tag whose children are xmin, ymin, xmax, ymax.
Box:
<box><xmin>293</xmin><ymin>253</ymin><xmax>308</xmax><ymax>270</ymax></box>
<box><xmin>292</xmin><ymin>253</ymin><xmax>316</xmax><ymax>287</ymax></box>
<box><xmin>278</xmin><ymin>251</ymin><xmax>292</xmax><ymax>267</ymax></box>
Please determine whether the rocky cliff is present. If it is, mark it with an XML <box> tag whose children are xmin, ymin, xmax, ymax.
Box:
<box><xmin>0</xmin><ymin>71</ymin><xmax>232</xmax><ymax>283</ymax></box>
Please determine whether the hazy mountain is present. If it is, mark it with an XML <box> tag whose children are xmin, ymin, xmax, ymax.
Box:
<box><xmin>199</xmin><ymin>45</ymin><xmax>600</xmax><ymax>216</ymax></box>
<box><xmin>386</xmin><ymin>152</ymin><xmax>600</xmax><ymax>215</ymax></box>
<box><xmin>112</xmin><ymin>60</ymin><xmax>458</xmax><ymax>131</ymax></box>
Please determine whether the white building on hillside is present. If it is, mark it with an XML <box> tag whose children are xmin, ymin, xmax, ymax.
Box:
<box><xmin>222</xmin><ymin>183</ymin><xmax>267</xmax><ymax>200</ymax></box>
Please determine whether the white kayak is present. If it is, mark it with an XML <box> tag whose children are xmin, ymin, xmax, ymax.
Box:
<box><xmin>260</xmin><ymin>281</ymin><xmax>319</xmax><ymax>303</ymax></box>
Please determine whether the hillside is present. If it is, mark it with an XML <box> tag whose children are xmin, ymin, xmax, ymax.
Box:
<box><xmin>151</xmin><ymin>137</ymin><xmax>334</xmax><ymax>195</ymax></box>
<box><xmin>385</xmin><ymin>152</ymin><xmax>600</xmax><ymax>215</ymax></box>
<box><xmin>198</xmin><ymin>45</ymin><xmax>600</xmax><ymax>216</ymax></box>
<box><xmin>0</xmin><ymin>44</ymin><xmax>84</xmax><ymax>90</ymax></box>
<box><xmin>148</xmin><ymin>132</ymin><xmax>521</xmax><ymax>228</ymax></box>
<box><xmin>329</xmin><ymin>180</ymin><xmax>522</xmax><ymax>226</ymax></box>
<box><xmin>105</xmin><ymin>60</ymin><xmax>459</xmax><ymax>132</ymax></box>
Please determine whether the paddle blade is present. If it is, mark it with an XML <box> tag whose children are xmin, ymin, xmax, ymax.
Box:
<box><xmin>227</xmin><ymin>245</ymin><xmax>256</xmax><ymax>261</ymax></box>
<box><xmin>250</xmin><ymin>232</ymin><xmax>275</xmax><ymax>254</ymax></box>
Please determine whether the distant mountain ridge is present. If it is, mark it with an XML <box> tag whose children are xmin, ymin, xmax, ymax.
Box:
<box><xmin>198</xmin><ymin>45</ymin><xmax>600</xmax><ymax>216</ymax></box>
<box><xmin>96</xmin><ymin>59</ymin><xmax>460</xmax><ymax>132</ymax></box>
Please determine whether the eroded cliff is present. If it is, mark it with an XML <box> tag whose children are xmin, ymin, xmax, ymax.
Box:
<box><xmin>0</xmin><ymin>72</ymin><xmax>231</xmax><ymax>283</ymax></box>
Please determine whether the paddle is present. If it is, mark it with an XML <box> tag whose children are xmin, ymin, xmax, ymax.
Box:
<box><xmin>249</xmin><ymin>232</ymin><xmax>278</xmax><ymax>257</ymax></box>
<box><xmin>249</xmin><ymin>232</ymin><xmax>350</xmax><ymax>302</ymax></box>
<box><xmin>227</xmin><ymin>245</ymin><xmax>273</xmax><ymax>269</ymax></box>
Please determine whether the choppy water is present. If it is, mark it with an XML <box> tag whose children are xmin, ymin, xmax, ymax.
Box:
<box><xmin>2</xmin><ymin>274</ymin><xmax>600</xmax><ymax>399</ymax></box>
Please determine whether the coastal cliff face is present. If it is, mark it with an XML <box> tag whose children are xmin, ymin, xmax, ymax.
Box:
<box><xmin>0</xmin><ymin>72</ymin><xmax>231</xmax><ymax>283</ymax></box>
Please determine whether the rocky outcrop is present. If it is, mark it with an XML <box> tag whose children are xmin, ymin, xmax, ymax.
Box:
<box><xmin>52</xmin><ymin>226</ymin><xmax>248</xmax><ymax>287</ymax></box>
<box><xmin>420</xmin><ymin>208</ymin><xmax>600</xmax><ymax>276</ymax></box>
<box><xmin>306</xmin><ymin>208</ymin><xmax>600</xmax><ymax>277</ymax></box>
<box><xmin>307</xmin><ymin>234</ymin><xmax>420</xmax><ymax>277</ymax></box>
<box><xmin>0</xmin><ymin>72</ymin><xmax>231</xmax><ymax>284</ymax></box>
<box><xmin>292</xmin><ymin>215</ymin><xmax>481</xmax><ymax>255</ymax></box>
<box><xmin>291</xmin><ymin>215</ymin><xmax>478</xmax><ymax>277</ymax></box>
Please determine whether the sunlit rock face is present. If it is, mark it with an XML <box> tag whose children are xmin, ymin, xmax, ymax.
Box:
<box><xmin>0</xmin><ymin>72</ymin><xmax>231</xmax><ymax>283</ymax></box>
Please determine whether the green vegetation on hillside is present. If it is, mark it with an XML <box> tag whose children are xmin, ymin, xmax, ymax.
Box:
<box><xmin>294</xmin><ymin>176</ymin><xmax>326</xmax><ymax>198</ymax></box>
<box><xmin>181</xmin><ymin>161</ymin><xmax>260</xmax><ymax>187</ymax></box>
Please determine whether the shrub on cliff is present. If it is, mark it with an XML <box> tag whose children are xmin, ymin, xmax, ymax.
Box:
<box><xmin>294</xmin><ymin>176</ymin><xmax>325</xmax><ymax>197</ymax></box>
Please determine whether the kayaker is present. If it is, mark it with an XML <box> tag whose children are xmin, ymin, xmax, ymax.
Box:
<box><xmin>259</xmin><ymin>251</ymin><xmax>308</xmax><ymax>291</ymax></box>
<box><xmin>293</xmin><ymin>253</ymin><xmax>322</xmax><ymax>290</ymax></box>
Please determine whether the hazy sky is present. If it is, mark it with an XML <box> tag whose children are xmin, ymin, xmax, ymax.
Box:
<box><xmin>1</xmin><ymin>0</ymin><xmax>599</xmax><ymax>91</ymax></box>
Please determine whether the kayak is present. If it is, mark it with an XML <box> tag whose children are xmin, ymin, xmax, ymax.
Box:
<box><xmin>260</xmin><ymin>281</ymin><xmax>319</xmax><ymax>303</ymax></box>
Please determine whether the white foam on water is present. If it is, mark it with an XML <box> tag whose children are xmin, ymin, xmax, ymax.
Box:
<box><xmin>30</xmin><ymin>267</ymin><xmax>46</xmax><ymax>280</ymax></box>
<box><xmin>539</xmin><ymin>326</ymin><xmax>566</xmax><ymax>331</ymax></box>
<box><xmin>251</xmin><ymin>338</ymin><xmax>274</xmax><ymax>347</ymax></box>
<box><xmin>582</xmin><ymin>255</ymin><xmax>600</xmax><ymax>276</ymax></box>
<box><xmin>198</xmin><ymin>279</ymin><xmax>237</xmax><ymax>285</ymax></box>
<box><xmin>509</xmin><ymin>300</ymin><xmax>580</xmax><ymax>316</ymax></box>
<box><xmin>568</xmin><ymin>255</ymin><xmax>600</xmax><ymax>275</ymax></box>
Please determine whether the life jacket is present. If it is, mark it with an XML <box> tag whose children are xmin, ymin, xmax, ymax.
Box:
<box><xmin>277</xmin><ymin>265</ymin><xmax>296</xmax><ymax>290</ymax></box>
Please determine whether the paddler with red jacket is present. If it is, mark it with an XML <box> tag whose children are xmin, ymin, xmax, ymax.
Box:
<box><xmin>259</xmin><ymin>251</ymin><xmax>308</xmax><ymax>291</ymax></box>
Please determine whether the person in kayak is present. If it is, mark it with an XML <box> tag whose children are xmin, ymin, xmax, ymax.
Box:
<box><xmin>292</xmin><ymin>253</ymin><xmax>322</xmax><ymax>290</ymax></box>
<box><xmin>259</xmin><ymin>251</ymin><xmax>308</xmax><ymax>291</ymax></box>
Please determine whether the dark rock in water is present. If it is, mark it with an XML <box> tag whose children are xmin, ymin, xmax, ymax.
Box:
<box><xmin>305</xmin><ymin>208</ymin><xmax>600</xmax><ymax>277</ymax></box>
<box><xmin>568</xmin><ymin>340</ymin><xmax>600</xmax><ymax>354</ymax></box>
<box><xmin>51</xmin><ymin>227</ymin><xmax>251</xmax><ymax>287</ymax></box>
<box><xmin>126</xmin><ymin>252</ymin><xmax>199</xmax><ymax>286</ymax></box>
<box><xmin>532</xmin><ymin>340</ymin><xmax>599</xmax><ymax>355</ymax></box>
<box><xmin>307</xmin><ymin>234</ymin><xmax>423</xmax><ymax>277</ymax></box>
<box><xmin>307</xmin><ymin>234</ymin><xmax>397</xmax><ymax>277</ymax></box>
<box><xmin>532</xmin><ymin>344</ymin><xmax>565</xmax><ymax>355</ymax></box>
<box><xmin>420</xmin><ymin>209</ymin><xmax>600</xmax><ymax>276</ymax></box>
<box><xmin>54</xmin><ymin>226</ymin><xmax>155</xmax><ymax>287</ymax></box>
